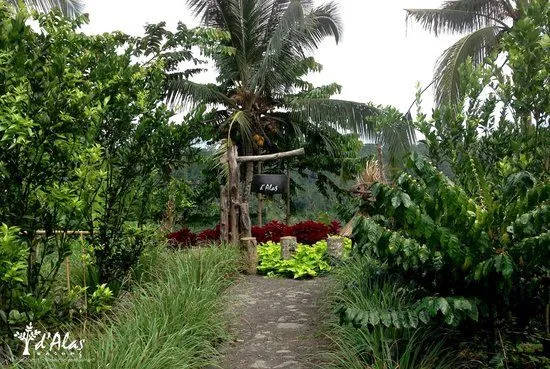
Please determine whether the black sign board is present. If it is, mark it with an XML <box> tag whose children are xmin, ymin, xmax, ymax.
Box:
<box><xmin>251</xmin><ymin>174</ymin><xmax>287</xmax><ymax>194</ymax></box>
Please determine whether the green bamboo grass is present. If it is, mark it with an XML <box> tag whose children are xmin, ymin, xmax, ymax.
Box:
<box><xmin>322</xmin><ymin>256</ymin><xmax>458</xmax><ymax>369</ymax></box>
<box><xmin>20</xmin><ymin>246</ymin><xmax>239</xmax><ymax>369</ymax></box>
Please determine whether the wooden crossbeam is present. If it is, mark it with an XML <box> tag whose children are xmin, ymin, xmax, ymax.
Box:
<box><xmin>236</xmin><ymin>148</ymin><xmax>304</xmax><ymax>163</ymax></box>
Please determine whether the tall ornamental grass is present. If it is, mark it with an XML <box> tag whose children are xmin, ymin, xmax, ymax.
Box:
<box><xmin>19</xmin><ymin>245</ymin><xmax>239</xmax><ymax>369</ymax></box>
<box><xmin>322</xmin><ymin>256</ymin><xmax>458</xmax><ymax>369</ymax></box>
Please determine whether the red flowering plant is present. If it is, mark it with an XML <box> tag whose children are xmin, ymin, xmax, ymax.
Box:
<box><xmin>328</xmin><ymin>220</ymin><xmax>341</xmax><ymax>235</ymax></box>
<box><xmin>197</xmin><ymin>224</ymin><xmax>221</xmax><ymax>244</ymax></box>
<box><xmin>166</xmin><ymin>227</ymin><xmax>197</xmax><ymax>248</ymax></box>
<box><xmin>290</xmin><ymin>220</ymin><xmax>334</xmax><ymax>245</ymax></box>
<box><xmin>252</xmin><ymin>220</ymin><xmax>292</xmax><ymax>243</ymax></box>
<box><xmin>168</xmin><ymin>220</ymin><xmax>341</xmax><ymax>247</ymax></box>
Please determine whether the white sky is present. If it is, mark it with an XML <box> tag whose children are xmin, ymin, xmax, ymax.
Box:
<box><xmin>82</xmin><ymin>0</ymin><xmax>461</xmax><ymax>113</ymax></box>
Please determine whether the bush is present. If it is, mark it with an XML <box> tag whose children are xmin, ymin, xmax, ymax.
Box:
<box><xmin>252</xmin><ymin>220</ymin><xmax>292</xmax><ymax>243</ymax></box>
<box><xmin>291</xmin><ymin>220</ymin><xmax>341</xmax><ymax>245</ymax></box>
<box><xmin>345</xmin><ymin>153</ymin><xmax>550</xmax><ymax>366</ymax></box>
<box><xmin>167</xmin><ymin>219</ymin><xmax>342</xmax><ymax>247</ymax></box>
<box><xmin>167</xmin><ymin>227</ymin><xmax>197</xmax><ymax>248</ymax></box>
<box><xmin>323</xmin><ymin>256</ymin><xmax>459</xmax><ymax>369</ymax></box>
<box><xmin>197</xmin><ymin>224</ymin><xmax>221</xmax><ymax>244</ymax></box>
<box><xmin>257</xmin><ymin>238</ymin><xmax>351</xmax><ymax>279</ymax></box>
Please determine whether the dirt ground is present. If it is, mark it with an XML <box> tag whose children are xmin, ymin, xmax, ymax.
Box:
<box><xmin>214</xmin><ymin>275</ymin><xmax>332</xmax><ymax>369</ymax></box>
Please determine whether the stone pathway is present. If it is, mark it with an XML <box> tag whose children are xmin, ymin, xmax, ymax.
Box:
<box><xmin>216</xmin><ymin>275</ymin><xmax>331</xmax><ymax>369</ymax></box>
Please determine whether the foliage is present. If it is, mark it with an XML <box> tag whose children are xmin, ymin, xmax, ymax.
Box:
<box><xmin>166</xmin><ymin>219</ymin><xmax>341</xmax><ymax>247</ymax></box>
<box><xmin>5</xmin><ymin>0</ymin><xmax>84</xmax><ymax>18</ymax></box>
<box><xmin>88</xmin><ymin>283</ymin><xmax>113</xmax><ymax>315</ymax></box>
<box><xmin>344</xmin><ymin>152</ymin><xmax>549</xmax><ymax>368</ymax></box>
<box><xmin>252</xmin><ymin>221</ymin><xmax>292</xmax><ymax>244</ymax></box>
<box><xmin>167</xmin><ymin>227</ymin><xmax>198</xmax><ymax>248</ymax></box>
<box><xmin>364</xmin><ymin>104</ymin><xmax>417</xmax><ymax>178</ymax></box>
<box><xmin>324</xmin><ymin>256</ymin><xmax>459</xmax><ymax>369</ymax></box>
<box><xmin>21</xmin><ymin>246</ymin><xmax>240</xmax><ymax>369</ymax></box>
<box><xmin>291</xmin><ymin>220</ymin><xmax>341</xmax><ymax>245</ymax></box>
<box><xmin>257</xmin><ymin>238</ymin><xmax>351</xmax><ymax>279</ymax></box>
<box><xmin>384</xmin><ymin>4</ymin><xmax>550</xmax><ymax>364</ymax></box>
<box><xmin>415</xmin><ymin>0</ymin><xmax>549</xmax><ymax>190</ymax></box>
<box><xmin>350</xmin><ymin>153</ymin><xmax>549</xmax><ymax>326</ymax></box>
<box><xmin>0</xmin><ymin>5</ymin><xmax>221</xmax><ymax>358</ymax></box>
<box><xmin>251</xmin><ymin>219</ymin><xmax>341</xmax><ymax>245</ymax></box>
<box><xmin>405</xmin><ymin>0</ymin><xmax>519</xmax><ymax>106</ymax></box>
<box><xmin>197</xmin><ymin>224</ymin><xmax>221</xmax><ymax>244</ymax></box>
<box><xmin>0</xmin><ymin>225</ymin><xmax>28</xmax><ymax>336</ymax></box>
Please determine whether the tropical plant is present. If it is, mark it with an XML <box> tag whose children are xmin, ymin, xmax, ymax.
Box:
<box><xmin>415</xmin><ymin>0</ymin><xmax>549</xmax><ymax>200</ymax></box>
<box><xmin>23</xmin><ymin>246</ymin><xmax>240</xmax><ymax>369</ymax></box>
<box><xmin>0</xmin><ymin>225</ymin><xmax>28</xmax><ymax>339</ymax></box>
<box><xmin>0</xmin><ymin>7</ymin><xmax>223</xmax><ymax>360</ymax></box>
<box><xmin>257</xmin><ymin>238</ymin><xmax>351</xmax><ymax>278</ymax></box>
<box><xmin>6</xmin><ymin>0</ymin><xmax>84</xmax><ymax>17</ymax></box>
<box><xmin>363</xmin><ymin>105</ymin><xmax>417</xmax><ymax>180</ymax></box>
<box><xmin>166</xmin><ymin>0</ymin><xmax>415</xmax><ymax>239</ymax></box>
<box><xmin>405</xmin><ymin>0</ymin><xmax>524</xmax><ymax>106</ymax></box>
<box><xmin>346</xmin><ymin>152</ymin><xmax>549</xmax><ymax>359</ymax></box>
<box><xmin>325</xmin><ymin>255</ymin><xmax>460</xmax><ymax>369</ymax></box>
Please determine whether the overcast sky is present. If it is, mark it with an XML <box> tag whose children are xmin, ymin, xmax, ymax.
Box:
<box><xmin>82</xmin><ymin>0</ymin><xmax>460</xmax><ymax>113</ymax></box>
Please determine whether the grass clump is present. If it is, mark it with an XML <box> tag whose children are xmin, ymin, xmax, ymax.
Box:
<box><xmin>322</xmin><ymin>256</ymin><xmax>459</xmax><ymax>369</ymax></box>
<box><xmin>19</xmin><ymin>245</ymin><xmax>239</xmax><ymax>369</ymax></box>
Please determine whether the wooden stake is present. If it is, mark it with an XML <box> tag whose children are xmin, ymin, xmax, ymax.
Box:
<box><xmin>285</xmin><ymin>164</ymin><xmax>291</xmax><ymax>225</ymax></box>
<box><xmin>280</xmin><ymin>236</ymin><xmax>297</xmax><ymax>260</ymax></box>
<box><xmin>327</xmin><ymin>236</ymin><xmax>344</xmax><ymax>259</ymax></box>
<box><xmin>228</xmin><ymin>144</ymin><xmax>240</xmax><ymax>245</ymax></box>
<box><xmin>240</xmin><ymin>237</ymin><xmax>258</xmax><ymax>274</ymax></box>
<box><xmin>81</xmin><ymin>234</ymin><xmax>88</xmax><ymax>332</ymax></box>
<box><xmin>257</xmin><ymin>162</ymin><xmax>263</xmax><ymax>226</ymax></box>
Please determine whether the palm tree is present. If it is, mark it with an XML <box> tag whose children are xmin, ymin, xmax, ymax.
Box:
<box><xmin>405</xmin><ymin>0</ymin><xmax>523</xmax><ymax>106</ymax></box>
<box><xmin>7</xmin><ymin>0</ymin><xmax>84</xmax><ymax>17</ymax></box>
<box><xmin>167</xmin><ymin>0</ymin><xmax>415</xmax><ymax>237</ymax></box>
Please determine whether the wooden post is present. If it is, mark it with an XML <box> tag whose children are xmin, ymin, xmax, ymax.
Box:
<box><xmin>240</xmin><ymin>237</ymin><xmax>258</xmax><ymax>274</ymax></box>
<box><xmin>220</xmin><ymin>185</ymin><xmax>229</xmax><ymax>242</ymax></box>
<box><xmin>227</xmin><ymin>147</ymin><xmax>305</xmax><ymax>244</ymax></box>
<box><xmin>240</xmin><ymin>158</ymin><xmax>253</xmax><ymax>238</ymax></box>
<box><xmin>257</xmin><ymin>162</ymin><xmax>263</xmax><ymax>226</ymax></box>
<box><xmin>240</xmin><ymin>201</ymin><xmax>252</xmax><ymax>238</ymax></box>
<box><xmin>228</xmin><ymin>144</ymin><xmax>240</xmax><ymax>245</ymax></box>
<box><xmin>280</xmin><ymin>236</ymin><xmax>297</xmax><ymax>260</ymax></box>
<box><xmin>236</xmin><ymin>148</ymin><xmax>305</xmax><ymax>163</ymax></box>
<box><xmin>285</xmin><ymin>164</ymin><xmax>291</xmax><ymax>225</ymax></box>
<box><xmin>327</xmin><ymin>236</ymin><xmax>344</xmax><ymax>259</ymax></box>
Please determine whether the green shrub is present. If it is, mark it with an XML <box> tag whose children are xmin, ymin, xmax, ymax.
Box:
<box><xmin>323</xmin><ymin>256</ymin><xmax>458</xmax><ymax>369</ymax></box>
<box><xmin>257</xmin><ymin>238</ymin><xmax>351</xmax><ymax>279</ymax></box>
<box><xmin>346</xmin><ymin>153</ymin><xmax>549</xmax><ymax>330</ymax></box>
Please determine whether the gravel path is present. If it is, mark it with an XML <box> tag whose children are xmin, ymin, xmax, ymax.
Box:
<box><xmin>215</xmin><ymin>275</ymin><xmax>331</xmax><ymax>369</ymax></box>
